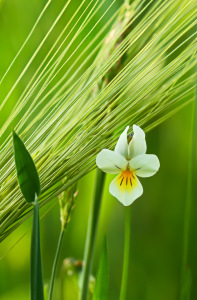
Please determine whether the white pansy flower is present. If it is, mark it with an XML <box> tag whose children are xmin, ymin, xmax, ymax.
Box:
<box><xmin>96</xmin><ymin>125</ymin><xmax>160</xmax><ymax>206</ymax></box>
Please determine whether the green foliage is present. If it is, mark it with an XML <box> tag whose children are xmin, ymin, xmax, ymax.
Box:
<box><xmin>12</xmin><ymin>131</ymin><xmax>40</xmax><ymax>203</ymax></box>
<box><xmin>180</xmin><ymin>77</ymin><xmax>197</xmax><ymax>300</ymax></box>
<box><xmin>12</xmin><ymin>131</ymin><xmax>43</xmax><ymax>299</ymax></box>
<box><xmin>31</xmin><ymin>195</ymin><xmax>44</xmax><ymax>300</ymax></box>
<box><xmin>93</xmin><ymin>237</ymin><xmax>109</xmax><ymax>300</ymax></box>
<box><xmin>0</xmin><ymin>0</ymin><xmax>196</xmax><ymax>241</ymax></box>
<box><xmin>80</xmin><ymin>170</ymin><xmax>106</xmax><ymax>300</ymax></box>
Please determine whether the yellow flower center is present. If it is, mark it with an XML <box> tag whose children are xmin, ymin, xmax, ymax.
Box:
<box><xmin>116</xmin><ymin>169</ymin><xmax>136</xmax><ymax>191</ymax></box>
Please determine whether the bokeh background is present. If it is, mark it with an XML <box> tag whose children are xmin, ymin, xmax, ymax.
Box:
<box><xmin>0</xmin><ymin>0</ymin><xmax>196</xmax><ymax>299</ymax></box>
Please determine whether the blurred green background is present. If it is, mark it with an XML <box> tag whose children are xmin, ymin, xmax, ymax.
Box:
<box><xmin>0</xmin><ymin>0</ymin><xmax>196</xmax><ymax>299</ymax></box>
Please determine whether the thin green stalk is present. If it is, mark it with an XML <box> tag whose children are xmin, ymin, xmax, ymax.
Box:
<box><xmin>180</xmin><ymin>80</ymin><xmax>197</xmax><ymax>299</ymax></box>
<box><xmin>79</xmin><ymin>169</ymin><xmax>106</xmax><ymax>300</ymax></box>
<box><xmin>120</xmin><ymin>206</ymin><xmax>131</xmax><ymax>300</ymax></box>
<box><xmin>48</xmin><ymin>229</ymin><xmax>65</xmax><ymax>300</ymax></box>
<box><xmin>48</xmin><ymin>184</ymin><xmax>76</xmax><ymax>300</ymax></box>
<box><xmin>31</xmin><ymin>195</ymin><xmax>44</xmax><ymax>300</ymax></box>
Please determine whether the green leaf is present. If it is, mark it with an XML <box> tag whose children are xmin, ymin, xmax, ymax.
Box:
<box><xmin>13</xmin><ymin>130</ymin><xmax>40</xmax><ymax>203</ymax></box>
<box><xmin>93</xmin><ymin>237</ymin><xmax>109</xmax><ymax>300</ymax></box>
<box><xmin>13</xmin><ymin>132</ymin><xmax>44</xmax><ymax>298</ymax></box>
<box><xmin>31</xmin><ymin>194</ymin><xmax>44</xmax><ymax>300</ymax></box>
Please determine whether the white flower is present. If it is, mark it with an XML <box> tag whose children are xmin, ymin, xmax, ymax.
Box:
<box><xmin>96</xmin><ymin>125</ymin><xmax>160</xmax><ymax>206</ymax></box>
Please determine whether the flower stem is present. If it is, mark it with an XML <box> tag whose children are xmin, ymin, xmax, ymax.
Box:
<box><xmin>79</xmin><ymin>169</ymin><xmax>106</xmax><ymax>300</ymax></box>
<box><xmin>120</xmin><ymin>206</ymin><xmax>131</xmax><ymax>300</ymax></box>
<box><xmin>48</xmin><ymin>229</ymin><xmax>65</xmax><ymax>300</ymax></box>
<box><xmin>180</xmin><ymin>89</ymin><xmax>197</xmax><ymax>298</ymax></box>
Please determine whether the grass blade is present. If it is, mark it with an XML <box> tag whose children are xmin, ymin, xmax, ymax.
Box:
<box><xmin>180</xmin><ymin>63</ymin><xmax>197</xmax><ymax>299</ymax></box>
<box><xmin>31</xmin><ymin>194</ymin><xmax>44</xmax><ymax>300</ymax></box>
<box><xmin>13</xmin><ymin>131</ymin><xmax>40</xmax><ymax>203</ymax></box>
<box><xmin>80</xmin><ymin>169</ymin><xmax>106</xmax><ymax>300</ymax></box>
<box><xmin>13</xmin><ymin>131</ymin><xmax>44</xmax><ymax>299</ymax></box>
<box><xmin>93</xmin><ymin>236</ymin><xmax>109</xmax><ymax>300</ymax></box>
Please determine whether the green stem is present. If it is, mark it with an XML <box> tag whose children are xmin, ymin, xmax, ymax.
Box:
<box><xmin>60</xmin><ymin>265</ymin><xmax>65</xmax><ymax>300</ymax></box>
<box><xmin>79</xmin><ymin>169</ymin><xmax>106</xmax><ymax>300</ymax></box>
<box><xmin>48</xmin><ymin>229</ymin><xmax>65</xmax><ymax>300</ymax></box>
<box><xmin>120</xmin><ymin>206</ymin><xmax>131</xmax><ymax>300</ymax></box>
<box><xmin>31</xmin><ymin>194</ymin><xmax>44</xmax><ymax>300</ymax></box>
<box><xmin>180</xmin><ymin>88</ymin><xmax>197</xmax><ymax>298</ymax></box>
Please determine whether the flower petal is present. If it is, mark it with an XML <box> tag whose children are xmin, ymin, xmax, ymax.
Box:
<box><xmin>115</xmin><ymin>126</ymin><xmax>129</xmax><ymax>158</ymax></box>
<box><xmin>129</xmin><ymin>154</ymin><xmax>160</xmax><ymax>177</ymax></box>
<box><xmin>109</xmin><ymin>172</ymin><xmax>143</xmax><ymax>206</ymax></box>
<box><xmin>128</xmin><ymin>125</ymin><xmax>147</xmax><ymax>158</ymax></box>
<box><xmin>96</xmin><ymin>149</ymin><xmax>128</xmax><ymax>174</ymax></box>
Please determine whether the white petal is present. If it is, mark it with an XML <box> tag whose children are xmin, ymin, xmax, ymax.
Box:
<box><xmin>109</xmin><ymin>172</ymin><xmax>143</xmax><ymax>206</ymax></box>
<box><xmin>96</xmin><ymin>149</ymin><xmax>128</xmax><ymax>174</ymax></box>
<box><xmin>115</xmin><ymin>126</ymin><xmax>129</xmax><ymax>158</ymax></box>
<box><xmin>128</xmin><ymin>125</ymin><xmax>147</xmax><ymax>158</ymax></box>
<box><xmin>129</xmin><ymin>154</ymin><xmax>160</xmax><ymax>177</ymax></box>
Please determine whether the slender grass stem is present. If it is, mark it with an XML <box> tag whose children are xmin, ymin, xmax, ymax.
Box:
<box><xmin>31</xmin><ymin>195</ymin><xmax>44</xmax><ymax>300</ymax></box>
<box><xmin>120</xmin><ymin>206</ymin><xmax>131</xmax><ymax>300</ymax></box>
<box><xmin>180</xmin><ymin>82</ymin><xmax>197</xmax><ymax>298</ymax></box>
<box><xmin>48</xmin><ymin>229</ymin><xmax>65</xmax><ymax>300</ymax></box>
<box><xmin>79</xmin><ymin>169</ymin><xmax>106</xmax><ymax>300</ymax></box>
